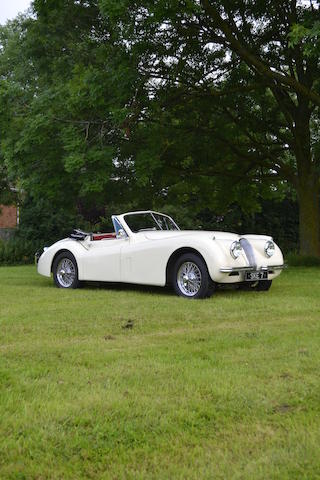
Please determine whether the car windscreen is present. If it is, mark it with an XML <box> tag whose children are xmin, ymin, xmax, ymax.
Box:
<box><xmin>124</xmin><ymin>213</ymin><xmax>178</xmax><ymax>233</ymax></box>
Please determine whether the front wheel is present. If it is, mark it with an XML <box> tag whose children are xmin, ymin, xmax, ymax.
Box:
<box><xmin>173</xmin><ymin>253</ymin><xmax>214</xmax><ymax>299</ymax></box>
<box><xmin>52</xmin><ymin>252</ymin><xmax>80</xmax><ymax>289</ymax></box>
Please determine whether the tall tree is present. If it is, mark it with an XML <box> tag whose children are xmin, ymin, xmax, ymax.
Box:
<box><xmin>101</xmin><ymin>0</ymin><xmax>320</xmax><ymax>256</ymax></box>
<box><xmin>0</xmin><ymin>1</ymin><xmax>140</xmax><ymax>235</ymax></box>
<box><xmin>1</xmin><ymin>0</ymin><xmax>318</xmax><ymax>252</ymax></box>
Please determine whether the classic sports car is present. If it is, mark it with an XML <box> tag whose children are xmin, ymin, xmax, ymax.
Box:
<box><xmin>36</xmin><ymin>210</ymin><xmax>285</xmax><ymax>299</ymax></box>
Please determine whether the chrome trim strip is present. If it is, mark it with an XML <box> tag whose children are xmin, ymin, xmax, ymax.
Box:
<box><xmin>220</xmin><ymin>264</ymin><xmax>286</xmax><ymax>273</ymax></box>
<box><xmin>220</xmin><ymin>266</ymin><xmax>254</xmax><ymax>273</ymax></box>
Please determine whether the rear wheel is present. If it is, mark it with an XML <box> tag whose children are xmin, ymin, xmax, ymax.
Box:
<box><xmin>53</xmin><ymin>252</ymin><xmax>80</xmax><ymax>289</ymax></box>
<box><xmin>172</xmin><ymin>253</ymin><xmax>214</xmax><ymax>299</ymax></box>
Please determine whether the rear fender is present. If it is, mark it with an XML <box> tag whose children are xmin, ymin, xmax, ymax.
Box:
<box><xmin>37</xmin><ymin>239</ymin><xmax>87</xmax><ymax>279</ymax></box>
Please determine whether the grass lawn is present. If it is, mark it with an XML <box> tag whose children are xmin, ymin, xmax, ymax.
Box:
<box><xmin>0</xmin><ymin>266</ymin><xmax>320</xmax><ymax>479</ymax></box>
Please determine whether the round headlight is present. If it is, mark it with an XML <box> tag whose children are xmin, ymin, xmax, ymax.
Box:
<box><xmin>230</xmin><ymin>241</ymin><xmax>242</xmax><ymax>259</ymax></box>
<box><xmin>265</xmin><ymin>240</ymin><xmax>275</xmax><ymax>257</ymax></box>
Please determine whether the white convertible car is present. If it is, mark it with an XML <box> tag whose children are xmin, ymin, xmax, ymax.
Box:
<box><xmin>36</xmin><ymin>210</ymin><xmax>285</xmax><ymax>299</ymax></box>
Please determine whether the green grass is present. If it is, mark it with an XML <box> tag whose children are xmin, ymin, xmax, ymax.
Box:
<box><xmin>0</xmin><ymin>266</ymin><xmax>320</xmax><ymax>479</ymax></box>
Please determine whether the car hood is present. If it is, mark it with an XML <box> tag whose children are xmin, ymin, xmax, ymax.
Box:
<box><xmin>141</xmin><ymin>230</ymin><xmax>272</xmax><ymax>242</ymax></box>
<box><xmin>141</xmin><ymin>230</ymin><xmax>239</xmax><ymax>241</ymax></box>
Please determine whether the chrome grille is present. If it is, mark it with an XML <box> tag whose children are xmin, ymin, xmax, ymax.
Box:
<box><xmin>240</xmin><ymin>238</ymin><xmax>257</xmax><ymax>269</ymax></box>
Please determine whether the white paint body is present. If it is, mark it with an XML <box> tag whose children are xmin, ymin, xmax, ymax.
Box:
<box><xmin>37</xmin><ymin>211</ymin><xmax>284</xmax><ymax>286</ymax></box>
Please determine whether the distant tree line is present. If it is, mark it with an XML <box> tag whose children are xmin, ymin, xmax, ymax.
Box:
<box><xmin>0</xmin><ymin>1</ymin><xmax>319</xmax><ymax>255</ymax></box>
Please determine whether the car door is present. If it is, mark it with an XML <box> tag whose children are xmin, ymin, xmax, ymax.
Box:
<box><xmin>82</xmin><ymin>238</ymin><xmax>127</xmax><ymax>282</ymax></box>
<box><xmin>120</xmin><ymin>235</ymin><xmax>168</xmax><ymax>286</ymax></box>
<box><xmin>82</xmin><ymin>217</ymin><xmax>129</xmax><ymax>282</ymax></box>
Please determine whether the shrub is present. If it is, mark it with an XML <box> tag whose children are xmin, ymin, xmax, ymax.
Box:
<box><xmin>286</xmin><ymin>253</ymin><xmax>320</xmax><ymax>267</ymax></box>
<box><xmin>17</xmin><ymin>197</ymin><xmax>81</xmax><ymax>246</ymax></box>
<box><xmin>0</xmin><ymin>238</ymin><xmax>37</xmax><ymax>266</ymax></box>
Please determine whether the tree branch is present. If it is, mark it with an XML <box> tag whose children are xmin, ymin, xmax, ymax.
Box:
<box><xmin>200</xmin><ymin>0</ymin><xmax>320</xmax><ymax>107</ymax></box>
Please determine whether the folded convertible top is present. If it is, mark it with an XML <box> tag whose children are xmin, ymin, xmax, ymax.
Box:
<box><xmin>69</xmin><ymin>229</ymin><xmax>91</xmax><ymax>241</ymax></box>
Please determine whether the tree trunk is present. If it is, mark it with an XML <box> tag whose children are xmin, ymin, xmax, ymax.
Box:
<box><xmin>293</xmin><ymin>102</ymin><xmax>320</xmax><ymax>258</ymax></box>
<box><xmin>297</xmin><ymin>175</ymin><xmax>320</xmax><ymax>257</ymax></box>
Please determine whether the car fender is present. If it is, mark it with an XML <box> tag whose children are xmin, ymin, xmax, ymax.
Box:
<box><xmin>37</xmin><ymin>239</ymin><xmax>88</xmax><ymax>279</ymax></box>
<box><xmin>121</xmin><ymin>234</ymin><xmax>239</xmax><ymax>286</ymax></box>
<box><xmin>165</xmin><ymin>236</ymin><xmax>283</xmax><ymax>284</ymax></box>
<box><xmin>172</xmin><ymin>237</ymin><xmax>247</xmax><ymax>283</ymax></box>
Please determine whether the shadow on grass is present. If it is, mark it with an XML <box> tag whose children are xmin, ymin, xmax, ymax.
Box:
<box><xmin>37</xmin><ymin>278</ymin><xmax>243</xmax><ymax>298</ymax></box>
<box><xmin>84</xmin><ymin>281</ymin><xmax>175</xmax><ymax>296</ymax></box>
<box><xmin>72</xmin><ymin>281</ymin><xmax>243</xmax><ymax>297</ymax></box>
<box><xmin>8</xmin><ymin>266</ymin><xmax>247</xmax><ymax>298</ymax></box>
<box><xmin>33</xmin><ymin>277</ymin><xmax>175</xmax><ymax>297</ymax></box>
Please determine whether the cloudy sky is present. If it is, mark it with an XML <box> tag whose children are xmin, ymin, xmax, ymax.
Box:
<box><xmin>0</xmin><ymin>0</ymin><xmax>32</xmax><ymax>24</ymax></box>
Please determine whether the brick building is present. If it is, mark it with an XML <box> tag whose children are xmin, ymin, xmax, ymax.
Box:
<box><xmin>0</xmin><ymin>205</ymin><xmax>18</xmax><ymax>240</ymax></box>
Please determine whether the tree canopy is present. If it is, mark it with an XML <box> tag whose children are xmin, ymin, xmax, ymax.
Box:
<box><xmin>0</xmin><ymin>1</ymin><xmax>319</xmax><ymax>254</ymax></box>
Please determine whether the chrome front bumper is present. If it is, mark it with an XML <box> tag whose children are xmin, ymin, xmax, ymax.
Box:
<box><xmin>220</xmin><ymin>265</ymin><xmax>286</xmax><ymax>273</ymax></box>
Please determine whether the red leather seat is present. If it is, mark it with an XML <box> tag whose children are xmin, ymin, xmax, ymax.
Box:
<box><xmin>92</xmin><ymin>233</ymin><xmax>116</xmax><ymax>241</ymax></box>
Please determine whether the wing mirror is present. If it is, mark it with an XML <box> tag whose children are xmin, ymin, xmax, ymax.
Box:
<box><xmin>117</xmin><ymin>228</ymin><xmax>127</xmax><ymax>239</ymax></box>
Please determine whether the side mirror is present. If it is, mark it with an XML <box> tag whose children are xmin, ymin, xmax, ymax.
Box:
<box><xmin>117</xmin><ymin>228</ymin><xmax>127</xmax><ymax>239</ymax></box>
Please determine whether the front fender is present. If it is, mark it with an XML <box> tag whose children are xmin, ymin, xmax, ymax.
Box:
<box><xmin>164</xmin><ymin>237</ymin><xmax>236</xmax><ymax>284</ymax></box>
<box><xmin>189</xmin><ymin>238</ymin><xmax>244</xmax><ymax>282</ymax></box>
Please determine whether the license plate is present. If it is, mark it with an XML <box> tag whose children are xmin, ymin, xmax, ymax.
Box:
<box><xmin>245</xmin><ymin>271</ymin><xmax>268</xmax><ymax>281</ymax></box>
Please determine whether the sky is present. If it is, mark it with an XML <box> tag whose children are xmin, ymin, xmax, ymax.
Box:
<box><xmin>0</xmin><ymin>0</ymin><xmax>32</xmax><ymax>24</ymax></box>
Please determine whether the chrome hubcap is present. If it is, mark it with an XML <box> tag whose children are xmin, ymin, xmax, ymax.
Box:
<box><xmin>57</xmin><ymin>258</ymin><xmax>76</xmax><ymax>287</ymax></box>
<box><xmin>177</xmin><ymin>261</ymin><xmax>202</xmax><ymax>297</ymax></box>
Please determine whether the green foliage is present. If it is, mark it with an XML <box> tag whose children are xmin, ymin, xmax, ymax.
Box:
<box><xmin>289</xmin><ymin>21</ymin><xmax>320</xmax><ymax>57</ymax></box>
<box><xmin>0</xmin><ymin>2</ymin><xmax>135</xmax><ymax>233</ymax></box>
<box><xmin>99</xmin><ymin>0</ymin><xmax>320</xmax><ymax>255</ymax></box>
<box><xmin>1</xmin><ymin>1</ymin><xmax>319</xmax><ymax>255</ymax></box>
<box><xmin>239</xmin><ymin>198</ymin><xmax>299</xmax><ymax>254</ymax></box>
<box><xmin>16</xmin><ymin>196</ymin><xmax>82</xmax><ymax>246</ymax></box>
<box><xmin>286</xmin><ymin>253</ymin><xmax>320</xmax><ymax>267</ymax></box>
<box><xmin>0</xmin><ymin>162</ymin><xmax>14</xmax><ymax>204</ymax></box>
<box><xmin>0</xmin><ymin>237</ymin><xmax>35</xmax><ymax>265</ymax></box>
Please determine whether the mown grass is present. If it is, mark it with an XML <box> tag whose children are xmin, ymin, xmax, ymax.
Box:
<box><xmin>0</xmin><ymin>266</ymin><xmax>320</xmax><ymax>479</ymax></box>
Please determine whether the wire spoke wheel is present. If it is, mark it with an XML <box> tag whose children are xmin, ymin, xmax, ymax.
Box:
<box><xmin>177</xmin><ymin>261</ymin><xmax>202</xmax><ymax>297</ymax></box>
<box><xmin>56</xmin><ymin>258</ymin><xmax>76</xmax><ymax>288</ymax></box>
